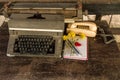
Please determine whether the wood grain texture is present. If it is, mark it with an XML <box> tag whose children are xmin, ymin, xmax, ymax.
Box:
<box><xmin>0</xmin><ymin>21</ymin><xmax>120</xmax><ymax>80</ymax></box>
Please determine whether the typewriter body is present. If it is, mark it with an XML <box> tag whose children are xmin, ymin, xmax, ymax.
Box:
<box><xmin>2</xmin><ymin>0</ymin><xmax>82</xmax><ymax>57</ymax></box>
<box><xmin>7</xmin><ymin>14</ymin><xmax>64</xmax><ymax>57</ymax></box>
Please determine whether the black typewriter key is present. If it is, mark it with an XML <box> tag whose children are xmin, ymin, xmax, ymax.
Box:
<box><xmin>14</xmin><ymin>35</ymin><xmax>55</xmax><ymax>55</ymax></box>
<box><xmin>20</xmin><ymin>44</ymin><xmax>24</xmax><ymax>48</ymax></box>
<box><xmin>31</xmin><ymin>38</ymin><xmax>33</xmax><ymax>41</ymax></box>
<box><xmin>26</xmin><ymin>44</ymin><xmax>29</xmax><ymax>47</ymax></box>
<box><xmin>20</xmin><ymin>42</ymin><xmax>23</xmax><ymax>44</ymax></box>
<box><xmin>33</xmin><ymin>38</ymin><xmax>35</xmax><ymax>41</ymax></box>
<box><xmin>30</xmin><ymin>48</ymin><xmax>33</xmax><ymax>53</ymax></box>
<box><xmin>20</xmin><ymin>38</ymin><xmax>23</xmax><ymax>41</ymax></box>
<box><xmin>32</xmin><ymin>42</ymin><xmax>35</xmax><ymax>45</ymax></box>
<box><xmin>40</xmin><ymin>42</ymin><xmax>43</xmax><ymax>45</ymax></box>
<box><xmin>20</xmin><ymin>48</ymin><xmax>25</xmax><ymax>53</ymax></box>
<box><xmin>27</xmin><ymin>48</ymin><xmax>30</xmax><ymax>52</ymax></box>
<box><xmin>19</xmin><ymin>48</ymin><xmax>22</xmax><ymax>52</ymax></box>
<box><xmin>36</xmin><ymin>48</ymin><xmax>39</xmax><ymax>53</ymax></box>
<box><xmin>49</xmin><ymin>48</ymin><xmax>53</xmax><ymax>52</ymax></box>
<box><xmin>35</xmin><ymin>42</ymin><xmax>38</xmax><ymax>45</ymax></box>
<box><xmin>37</xmin><ymin>39</ymin><xmax>39</xmax><ymax>42</ymax></box>
<box><xmin>24</xmin><ymin>44</ymin><xmax>26</xmax><ymax>47</ymax></box>
<box><xmin>44</xmin><ymin>45</ymin><xmax>47</xmax><ymax>48</ymax></box>
<box><xmin>27</xmin><ymin>41</ymin><xmax>30</xmax><ymax>44</ymax></box>
<box><xmin>46</xmin><ymin>45</ymin><xmax>50</xmax><ymax>49</ymax></box>
<box><xmin>43</xmin><ymin>42</ymin><xmax>46</xmax><ymax>45</ymax></box>
<box><xmin>45</xmin><ymin>38</ymin><xmax>48</xmax><ymax>41</ymax></box>
<box><xmin>39</xmin><ymin>38</ymin><xmax>41</xmax><ymax>41</ymax></box>
<box><xmin>48</xmin><ymin>48</ymin><xmax>55</xmax><ymax>54</ymax></box>
<box><xmin>22</xmin><ymin>50</ymin><xmax>26</xmax><ymax>54</ymax></box>
<box><xmin>41</xmin><ymin>48</ymin><xmax>44</xmax><ymax>53</ymax></box>
<box><xmin>18</xmin><ymin>41</ymin><xmax>20</xmax><ymax>45</ymax></box>
<box><xmin>18</xmin><ymin>44</ymin><xmax>21</xmax><ymax>48</ymax></box>
<box><xmin>21</xmin><ymin>38</ymin><xmax>24</xmax><ymax>41</ymax></box>
<box><xmin>24</xmin><ymin>48</ymin><xmax>27</xmax><ymax>52</ymax></box>
<box><xmin>29</xmin><ymin>45</ymin><xmax>32</xmax><ymax>48</ymax></box>
<box><xmin>48</xmin><ymin>39</ymin><xmax>51</xmax><ymax>42</ymax></box>
<box><xmin>39</xmin><ymin>48</ymin><xmax>41</xmax><ymax>52</ymax></box>
<box><xmin>33</xmin><ymin>48</ymin><xmax>36</xmax><ymax>53</ymax></box>
<box><xmin>46</xmin><ymin>42</ymin><xmax>49</xmax><ymax>45</ymax></box>
<box><xmin>28</xmin><ymin>38</ymin><xmax>31</xmax><ymax>41</ymax></box>
<box><xmin>43</xmin><ymin>38</ymin><xmax>46</xmax><ymax>41</ymax></box>
<box><xmin>25</xmin><ymin>38</ymin><xmax>28</xmax><ymax>41</ymax></box>
<box><xmin>34</xmin><ymin>45</ymin><xmax>37</xmax><ymax>48</ymax></box>
<box><xmin>44</xmin><ymin>48</ymin><xmax>48</xmax><ymax>52</ymax></box>
<box><xmin>38</xmin><ymin>45</ymin><xmax>41</xmax><ymax>48</ymax></box>
<box><xmin>22</xmin><ymin>42</ymin><xmax>25</xmax><ymax>45</ymax></box>
<box><xmin>41</xmin><ymin>45</ymin><xmax>44</xmax><ymax>48</ymax></box>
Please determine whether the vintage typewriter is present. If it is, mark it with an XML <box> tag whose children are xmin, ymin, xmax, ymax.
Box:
<box><xmin>7</xmin><ymin>14</ymin><xmax>64</xmax><ymax>57</ymax></box>
<box><xmin>3</xmin><ymin>0</ymin><xmax>82</xmax><ymax>57</ymax></box>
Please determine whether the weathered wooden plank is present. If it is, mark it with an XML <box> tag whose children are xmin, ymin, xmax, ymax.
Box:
<box><xmin>0</xmin><ymin>0</ymin><xmax>77</xmax><ymax>3</ymax></box>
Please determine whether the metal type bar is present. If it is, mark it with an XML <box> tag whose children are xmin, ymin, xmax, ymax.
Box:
<box><xmin>7</xmin><ymin>8</ymin><xmax>77</xmax><ymax>16</ymax></box>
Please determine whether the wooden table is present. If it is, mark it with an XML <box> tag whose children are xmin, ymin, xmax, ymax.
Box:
<box><xmin>0</xmin><ymin>21</ymin><xmax>120</xmax><ymax>80</ymax></box>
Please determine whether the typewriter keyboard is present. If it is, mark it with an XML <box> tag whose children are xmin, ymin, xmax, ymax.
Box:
<box><xmin>13</xmin><ymin>35</ymin><xmax>55</xmax><ymax>55</ymax></box>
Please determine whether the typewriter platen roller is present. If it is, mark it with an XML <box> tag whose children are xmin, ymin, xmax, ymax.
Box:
<box><xmin>7</xmin><ymin>14</ymin><xmax>64</xmax><ymax>57</ymax></box>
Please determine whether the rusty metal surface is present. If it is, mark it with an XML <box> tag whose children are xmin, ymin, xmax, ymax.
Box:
<box><xmin>10</xmin><ymin>3</ymin><xmax>76</xmax><ymax>8</ymax></box>
<box><xmin>1</xmin><ymin>0</ymin><xmax>120</xmax><ymax>15</ymax></box>
<box><xmin>0</xmin><ymin>0</ymin><xmax>77</xmax><ymax>3</ymax></box>
<box><xmin>0</xmin><ymin>21</ymin><xmax>120</xmax><ymax>80</ymax></box>
<box><xmin>7</xmin><ymin>3</ymin><xmax>77</xmax><ymax>15</ymax></box>
<box><xmin>83</xmin><ymin>0</ymin><xmax>120</xmax><ymax>4</ymax></box>
<box><xmin>0</xmin><ymin>2</ymin><xmax>78</xmax><ymax>17</ymax></box>
<box><xmin>7</xmin><ymin>9</ymin><xmax>76</xmax><ymax>17</ymax></box>
<box><xmin>0</xmin><ymin>0</ymin><xmax>120</xmax><ymax>4</ymax></box>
